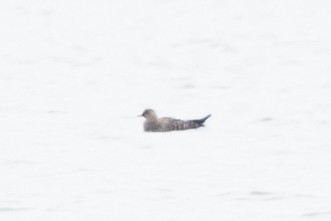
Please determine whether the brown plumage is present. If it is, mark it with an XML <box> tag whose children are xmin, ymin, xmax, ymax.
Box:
<box><xmin>139</xmin><ymin>109</ymin><xmax>211</xmax><ymax>132</ymax></box>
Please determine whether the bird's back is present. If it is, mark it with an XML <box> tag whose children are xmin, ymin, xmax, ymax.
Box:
<box><xmin>158</xmin><ymin>116</ymin><xmax>209</xmax><ymax>131</ymax></box>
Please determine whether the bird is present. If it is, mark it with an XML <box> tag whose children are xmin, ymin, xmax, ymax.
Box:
<box><xmin>139</xmin><ymin>109</ymin><xmax>211</xmax><ymax>132</ymax></box>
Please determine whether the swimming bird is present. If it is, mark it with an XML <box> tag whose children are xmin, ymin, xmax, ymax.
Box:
<box><xmin>139</xmin><ymin>109</ymin><xmax>211</xmax><ymax>132</ymax></box>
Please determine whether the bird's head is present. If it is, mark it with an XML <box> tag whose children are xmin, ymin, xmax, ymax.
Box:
<box><xmin>139</xmin><ymin>109</ymin><xmax>157</xmax><ymax>119</ymax></box>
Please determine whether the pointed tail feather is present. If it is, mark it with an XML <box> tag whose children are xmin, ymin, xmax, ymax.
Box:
<box><xmin>193</xmin><ymin>114</ymin><xmax>211</xmax><ymax>126</ymax></box>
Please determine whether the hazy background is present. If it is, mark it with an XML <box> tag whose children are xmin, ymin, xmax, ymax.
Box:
<box><xmin>1</xmin><ymin>0</ymin><xmax>331</xmax><ymax>220</ymax></box>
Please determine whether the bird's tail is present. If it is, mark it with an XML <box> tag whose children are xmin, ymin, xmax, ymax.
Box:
<box><xmin>193</xmin><ymin>114</ymin><xmax>211</xmax><ymax>126</ymax></box>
